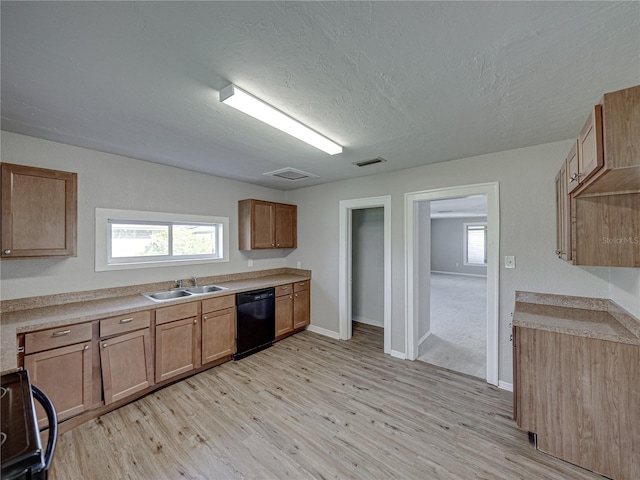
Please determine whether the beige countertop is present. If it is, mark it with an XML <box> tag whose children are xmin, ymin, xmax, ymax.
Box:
<box><xmin>513</xmin><ymin>291</ymin><xmax>640</xmax><ymax>345</ymax></box>
<box><xmin>1</xmin><ymin>269</ymin><xmax>310</xmax><ymax>372</ymax></box>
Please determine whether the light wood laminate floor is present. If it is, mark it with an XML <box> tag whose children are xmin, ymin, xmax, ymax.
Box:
<box><xmin>50</xmin><ymin>324</ymin><xmax>601</xmax><ymax>479</ymax></box>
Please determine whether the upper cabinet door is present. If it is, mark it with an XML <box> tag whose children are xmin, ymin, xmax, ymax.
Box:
<box><xmin>566</xmin><ymin>140</ymin><xmax>580</xmax><ymax>194</ymax></box>
<box><xmin>275</xmin><ymin>203</ymin><xmax>297</xmax><ymax>248</ymax></box>
<box><xmin>1</xmin><ymin>163</ymin><xmax>77</xmax><ymax>258</ymax></box>
<box><xmin>577</xmin><ymin>105</ymin><xmax>604</xmax><ymax>185</ymax></box>
<box><xmin>251</xmin><ymin>200</ymin><xmax>276</xmax><ymax>248</ymax></box>
<box><xmin>238</xmin><ymin>199</ymin><xmax>297</xmax><ymax>250</ymax></box>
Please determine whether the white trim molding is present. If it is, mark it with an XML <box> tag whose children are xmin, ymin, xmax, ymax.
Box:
<box><xmin>339</xmin><ymin>196</ymin><xmax>392</xmax><ymax>354</ymax></box>
<box><xmin>390</xmin><ymin>350</ymin><xmax>407</xmax><ymax>360</ymax></box>
<box><xmin>498</xmin><ymin>381</ymin><xmax>513</xmax><ymax>392</ymax></box>
<box><xmin>405</xmin><ymin>182</ymin><xmax>500</xmax><ymax>386</ymax></box>
<box><xmin>306</xmin><ymin>325</ymin><xmax>341</xmax><ymax>340</ymax></box>
<box><xmin>352</xmin><ymin>316</ymin><xmax>384</xmax><ymax>328</ymax></box>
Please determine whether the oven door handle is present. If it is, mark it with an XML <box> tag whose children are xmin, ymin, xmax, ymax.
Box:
<box><xmin>31</xmin><ymin>385</ymin><xmax>58</xmax><ymax>474</ymax></box>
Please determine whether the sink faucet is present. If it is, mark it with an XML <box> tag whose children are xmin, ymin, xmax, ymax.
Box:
<box><xmin>176</xmin><ymin>279</ymin><xmax>183</xmax><ymax>288</ymax></box>
<box><xmin>193</xmin><ymin>276</ymin><xmax>198</xmax><ymax>287</ymax></box>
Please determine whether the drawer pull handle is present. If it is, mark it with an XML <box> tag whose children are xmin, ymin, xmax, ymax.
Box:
<box><xmin>119</xmin><ymin>318</ymin><xmax>133</xmax><ymax>324</ymax></box>
<box><xmin>52</xmin><ymin>330</ymin><xmax>71</xmax><ymax>337</ymax></box>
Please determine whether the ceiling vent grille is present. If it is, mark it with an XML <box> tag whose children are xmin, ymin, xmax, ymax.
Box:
<box><xmin>263</xmin><ymin>167</ymin><xmax>319</xmax><ymax>181</ymax></box>
<box><xmin>354</xmin><ymin>157</ymin><xmax>387</xmax><ymax>167</ymax></box>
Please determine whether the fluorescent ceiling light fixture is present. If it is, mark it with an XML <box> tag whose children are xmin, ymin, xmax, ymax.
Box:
<box><xmin>219</xmin><ymin>84</ymin><xmax>343</xmax><ymax>155</ymax></box>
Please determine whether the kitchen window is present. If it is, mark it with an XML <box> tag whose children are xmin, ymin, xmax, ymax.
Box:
<box><xmin>464</xmin><ymin>222</ymin><xmax>487</xmax><ymax>266</ymax></box>
<box><xmin>96</xmin><ymin>209</ymin><xmax>229</xmax><ymax>271</ymax></box>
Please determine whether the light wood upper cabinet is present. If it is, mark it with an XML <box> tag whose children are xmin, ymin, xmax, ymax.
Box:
<box><xmin>275</xmin><ymin>203</ymin><xmax>297</xmax><ymax>248</ymax></box>
<box><xmin>555</xmin><ymin>159</ymin><xmax>572</xmax><ymax>262</ymax></box>
<box><xmin>576</xmin><ymin>105</ymin><xmax>604</xmax><ymax>186</ymax></box>
<box><xmin>1</xmin><ymin>163</ymin><xmax>77</xmax><ymax>258</ymax></box>
<box><xmin>238</xmin><ymin>199</ymin><xmax>297</xmax><ymax>250</ymax></box>
<box><xmin>556</xmin><ymin>85</ymin><xmax>640</xmax><ymax>267</ymax></box>
<box><xmin>574</xmin><ymin>85</ymin><xmax>640</xmax><ymax>196</ymax></box>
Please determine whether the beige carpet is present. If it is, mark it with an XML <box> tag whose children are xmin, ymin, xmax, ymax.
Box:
<box><xmin>418</xmin><ymin>273</ymin><xmax>487</xmax><ymax>378</ymax></box>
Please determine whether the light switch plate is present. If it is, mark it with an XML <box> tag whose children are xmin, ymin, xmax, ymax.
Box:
<box><xmin>505</xmin><ymin>256</ymin><xmax>516</xmax><ymax>269</ymax></box>
<box><xmin>248</xmin><ymin>259</ymin><xmax>253</xmax><ymax>267</ymax></box>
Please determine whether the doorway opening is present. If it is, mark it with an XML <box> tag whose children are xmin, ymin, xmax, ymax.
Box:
<box><xmin>338</xmin><ymin>196</ymin><xmax>391</xmax><ymax>354</ymax></box>
<box><xmin>418</xmin><ymin>196</ymin><xmax>488</xmax><ymax>378</ymax></box>
<box><xmin>405</xmin><ymin>183</ymin><xmax>499</xmax><ymax>385</ymax></box>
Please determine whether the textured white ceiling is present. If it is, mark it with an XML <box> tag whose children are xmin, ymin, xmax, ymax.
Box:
<box><xmin>2</xmin><ymin>1</ymin><xmax>639</xmax><ymax>190</ymax></box>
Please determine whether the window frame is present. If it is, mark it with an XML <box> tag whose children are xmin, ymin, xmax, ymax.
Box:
<box><xmin>463</xmin><ymin>222</ymin><xmax>487</xmax><ymax>266</ymax></box>
<box><xmin>96</xmin><ymin>208</ymin><xmax>229</xmax><ymax>271</ymax></box>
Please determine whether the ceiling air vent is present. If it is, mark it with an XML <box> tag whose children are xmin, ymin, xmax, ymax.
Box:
<box><xmin>263</xmin><ymin>167</ymin><xmax>319</xmax><ymax>181</ymax></box>
<box><xmin>354</xmin><ymin>157</ymin><xmax>387</xmax><ymax>167</ymax></box>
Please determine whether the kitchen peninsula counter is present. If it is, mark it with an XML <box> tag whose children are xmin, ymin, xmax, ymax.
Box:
<box><xmin>513</xmin><ymin>291</ymin><xmax>640</xmax><ymax>480</ymax></box>
<box><xmin>1</xmin><ymin>268</ymin><xmax>310</xmax><ymax>372</ymax></box>
<box><xmin>513</xmin><ymin>291</ymin><xmax>640</xmax><ymax>345</ymax></box>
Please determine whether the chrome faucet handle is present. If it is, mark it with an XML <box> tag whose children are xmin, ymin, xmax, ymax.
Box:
<box><xmin>193</xmin><ymin>276</ymin><xmax>198</xmax><ymax>287</ymax></box>
<box><xmin>176</xmin><ymin>279</ymin><xmax>183</xmax><ymax>288</ymax></box>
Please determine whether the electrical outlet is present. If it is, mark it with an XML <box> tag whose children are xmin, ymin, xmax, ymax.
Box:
<box><xmin>505</xmin><ymin>256</ymin><xmax>516</xmax><ymax>269</ymax></box>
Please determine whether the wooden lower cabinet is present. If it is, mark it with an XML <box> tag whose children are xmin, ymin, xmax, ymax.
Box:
<box><xmin>100</xmin><ymin>329</ymin><xmax>153</xmax><ymax>404</ymax></box>
<box><xmin>293</xmin><ymin>281</ymin><xmax>310</xmax><ymax>330</ymax></box>
<box><xmin>201</xmin><ymin>298</ymin><xmax>235</xmax><ymax>364</ymax></box>
<box><xmin>514</xmin><ymin>326</ymin><xmax>640</xmax><ymax>480</ymax></box>
<box><xmin>24</xmin><ymin>342</ymin><xmax>92</xmax><ymax>428</ymax></box>
<box><xmin>155</xmin><ymin>302</ymin><xmax>200</xmax><ymax>383</ymax></box>
<box><xmin>275</xmin><ymin>284</ymin><xmax>294</xmax><ymax>339</ymax></box>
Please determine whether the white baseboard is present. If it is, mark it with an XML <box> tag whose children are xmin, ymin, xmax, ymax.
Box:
<box><xmin>431</xmin><ymin>270</ymin><xmax>487</xmax><ymax>278</ymax></box>
<box><xmin>498</xmin><ymin>381</ymin><xmax>513</xmax><ymax>392</ymax></box>
<box><xmin>390</xmin><ymin>350</ymin><xmax>407</xmax><ymax>360</ymax></box>
<box><xmin>352</xmin><ymin>316</ymin><xmax>384</xmax><ymax>328</ymax></box>
<box><xmin>306</xmin><ymin>324</ymin><xmax>341</xmax><ymax>340</ymax></box>
<box><xmin>417</xmin><ymin>330</ymin><xmax>432</xmax><ymax>346</ymax></box>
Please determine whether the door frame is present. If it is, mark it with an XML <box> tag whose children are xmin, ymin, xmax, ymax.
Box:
<box><xmin>404</xmin><ymin>182</ymin><xmax>499</xmax><ymax>385</ymax></box>
<box><xmin>338</xmin><ymin>196</ymin><xmax>391</xmax><ymax>353</ymax></box>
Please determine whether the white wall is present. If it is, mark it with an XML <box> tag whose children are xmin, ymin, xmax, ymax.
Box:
<box><xmin>609</xmin><ymin>268</ymin><xmax>640</xmax><ymax>318</ymax></box>
<box><xmin>0</xmin><ymin>131</ymin><xmax>289</xmax><ymax>299</ymax></box>
<box><xmin>287</xmin><ymin>139</ymin><xmax>621</xmax><ymax>385</ymax></box>
<box><xmin>351</xmin><ymin>208</ymin><xmax>384</xmax><ymax>326</ymax></box>
<box><xmin>431</xmin><ymin>217</ymin><xmax>488</xmax><ymax>276</ymax></box>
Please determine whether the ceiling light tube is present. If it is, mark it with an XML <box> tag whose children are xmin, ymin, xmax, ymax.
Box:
<box><xmin>219</xmin><ymin>83</ymin><xmax>343</xmax><ymax>155</ymax></box>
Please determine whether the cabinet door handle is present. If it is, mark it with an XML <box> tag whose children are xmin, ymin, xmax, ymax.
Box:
<box><xmin>84</xmin><ymin>345</ymin><xmax>89</xmax><ymax>350</ymax></box>
<box><xmin>3</xmin><ymin>249</ymin><xmax>10</xmax><ymax>255</ymax></box>
<box><xmin>119</xmin><ymin>317</ymin><xmax>133</xmax><ymax>324</ymax></box>
<box><xmin>102</xmin><ymin>343</ymin><xmax>108</xmax><ymax>349</ymax></box>
<box><xmin>203</xmin><ymin>316</ymin><xmax>208</xmax><ymax>321</ymax></box>
<box><xmin>194</xmin><ymin>319</ymin><xmax>197</xmax><ymax>324</ymax></box>
<box><xmin>52</xmin><ymin>330</ymin><xmax>71</xmax><ymax>337</ymax></box>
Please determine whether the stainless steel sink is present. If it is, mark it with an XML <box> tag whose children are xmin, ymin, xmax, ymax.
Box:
<box><xmin>143</xmin><ymin>284</ymin><xmax>228</xmax><ymax>302</ymax></box>
<box><xmin>143</xmin><ymin>289</ymin><xmax>194</xmax><ymax>301</ymax></box>
<box><xmin>185</xmin><ymin>285</ymin><xmax>228</xmax><ymax>294</ymax></box>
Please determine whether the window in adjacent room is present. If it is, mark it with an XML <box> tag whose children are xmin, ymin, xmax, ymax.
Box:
<box><xmin>95</xmin><ymin>208</ymin><xmax>229</xmax><ymax>271</ymax></box>
<box><xmin>464</xmin><ymin>222</ymin><xmax>487</xmax><ymax>266</ymax></box>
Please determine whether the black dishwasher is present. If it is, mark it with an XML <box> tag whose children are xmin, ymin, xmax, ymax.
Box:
<box><xmin>234</xmin><ymin>287</ymin><xmax>275</xmax><ymax>360</ymax></box>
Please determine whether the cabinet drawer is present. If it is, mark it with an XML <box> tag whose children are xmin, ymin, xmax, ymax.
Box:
<box><xmin>293</xmin><ymin>280</ymin><xmax>309</xmax><ymax>292</ymax></box>
<box><xmin>202</xmin><ymin>295</ymin><xmax>235</xmax><ymax>314</ymax></box>
<box><xmin>100</xmin><ymin>311</ymin><xmax>151</xmax><ymax>338</ymax></box>
<box><xmin>25</xmin><ymin>322</ymin><xmax>92</xmax><ymax>354</ymax></box>
<box><xmin>275</xmin><ymin>284</ymin><xmax>292</xmax><ymax>297</ymax></box>
<box><xmin>155</xmin><ymin>302</ymin><xmax>198</xmax><ymax>325</ymax></box>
